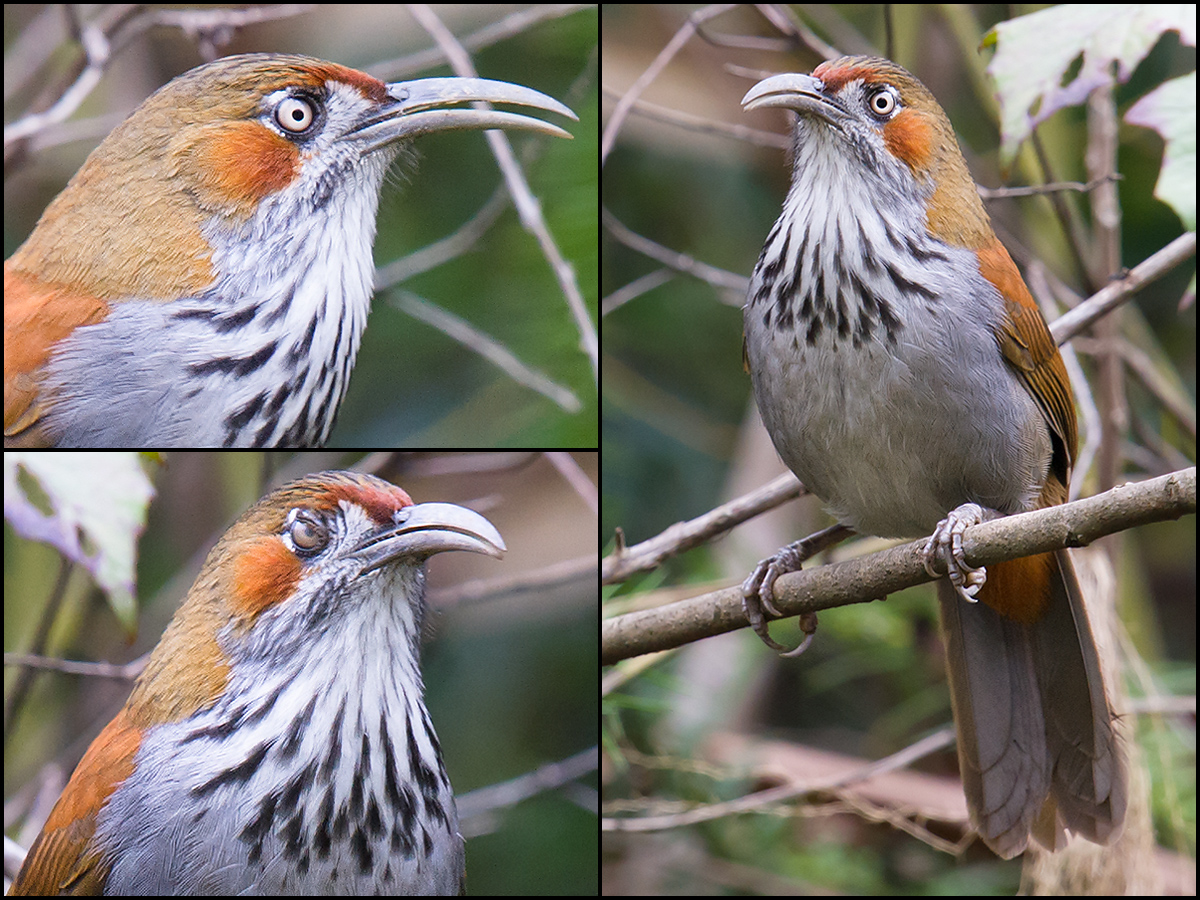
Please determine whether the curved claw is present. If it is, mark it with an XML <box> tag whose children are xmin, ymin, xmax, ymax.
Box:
<box><xmin>741</xmin><ymin>544</ymin><xmax>816</xmax><ymax>656</ymax></box>
<box><xmin>740</xmin><ymin>525</ymin><xmax>852</xmax><ymax>657</ymax></box>
<box><xmin>923</xmin><ymin>503</ymin><xmax>989</xmax><ymax>601</ymax></box>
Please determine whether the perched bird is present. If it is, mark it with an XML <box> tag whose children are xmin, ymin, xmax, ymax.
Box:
<box><xmin>7</xmin><ymin>471</ymin><xmax>505</xmax><ymax>895</ymax></box>
<box><xmin>4</xmin><ymin>54</ymin><xmax>575</xmax><ymax>448</ymax></box>
<box><xmin>739</xmin><ymin>56</ymin><xmax>1125</xmax><ymax>857</ymax></box>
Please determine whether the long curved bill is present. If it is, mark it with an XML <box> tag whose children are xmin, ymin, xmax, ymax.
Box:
<box><xmin>357</xmin><ymin>502</ymin><xmax>506</xmax><ymax>570</ymax></box>
<box><xmin>355</xmin><ymin>77</ymin><xmax>577</xmax><ymax>150</ymax></box>
<box><xmin>741</xmin><ymin>73</ymin><xmax>828</xmax><ymax>113</ymax></box>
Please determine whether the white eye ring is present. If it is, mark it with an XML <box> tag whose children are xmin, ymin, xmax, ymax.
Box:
<box><xmin>276</xmin><ymin>96</ymin><xmax>315</xmax><ymax>133</ymax></box>
<box><xmin>868</xmin><ymin>89</ymin><xmax>897</xmax><ymax>117</ymax></box>
<box><xmin>286</xmin><ymin>509</ymin><xmax>328</xmax><ymax>554</ymax></box>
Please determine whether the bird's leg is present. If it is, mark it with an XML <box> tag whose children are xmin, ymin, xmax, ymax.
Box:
<box><xmin>741</xmin><ymin>523</ymin><xmax>854</xmax><ymax>656</ymax></box>
<box><xmin>921</xmin><ymin>502</ymin><xmax>998</xmax><ymax>601</ymax></box>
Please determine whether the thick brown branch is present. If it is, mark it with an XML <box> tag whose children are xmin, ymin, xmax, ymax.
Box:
<box><xmin>602</xmin><ymin>468</ymin><xmax>1195</xmax><ymax>665</ymax></box>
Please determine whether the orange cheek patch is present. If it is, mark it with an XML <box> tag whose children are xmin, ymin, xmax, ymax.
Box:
<box><xmin>231</xmin><ymin>536</ymin><xmax>301</xmax><ymax>620</ymax></box>
<box><xmin>882</xmin><ymin>110</ymin><xmax>933</xmax><ymax>173</ymax></box>
<box><xmin>178</xmin><ymin>122</ymin><xmax>300</xmax><ymax>218</ymax></box>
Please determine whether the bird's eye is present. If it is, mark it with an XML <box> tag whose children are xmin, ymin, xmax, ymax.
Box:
<box><xmin>288</xmin><ymin>511</ymin><xmax>328</xmax><ymax>554</ymax></box>
<box><xmin>868</xmin><ymin>88</ymin><xmax>897</xmax><ymax>118</ymax></box>
<box><xmin>275</xmin><ymin>96</ymin><xmax>316</xmax><ymax>133</ymax></box>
